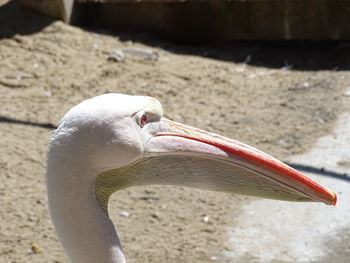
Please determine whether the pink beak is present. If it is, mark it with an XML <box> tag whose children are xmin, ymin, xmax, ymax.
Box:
<box><xmin>144</xmin><ymin>118</ymin><xmax>336</xmax><ymax>206</ymax></box>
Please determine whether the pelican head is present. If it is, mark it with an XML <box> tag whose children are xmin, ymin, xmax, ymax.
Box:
<box><xmin>47</xmin><ymin>93</ymin><xmax>336</xmax><ymax>263</ymax></box>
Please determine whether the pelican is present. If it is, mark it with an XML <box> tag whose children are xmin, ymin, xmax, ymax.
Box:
<box><xmin>47</xmin><ymin>93</ymin><xmax>336</xmax><ymax>263</ymax></box>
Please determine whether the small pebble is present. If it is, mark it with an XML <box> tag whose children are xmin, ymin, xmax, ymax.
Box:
<box><xmin>316</xmin><ymin>118</ymin><xmax>325</xmax><ymax>125</ymax></box>
<box><xmin>343</xmin><ymin>89</ymin><xmax>350</xmax><ymax>97</ymax></box>
<box><xmin>301</xmin><ymin>82</ymin><xmax>310</xmax><ymax>88</ymax></box>
<box><xmin>277</xmin><ymin>139</ymin><xmax>286</xmax><ymax>145</ymax></box>
<box><xmin>120</xmin><ymin>210</ymin><xmax>130</xmax><ymax>217</ymax></box>
<box><xmin>203</xmin><ymin>215</ymin><xmax>209</xmax><ymax>223</ymax></box>
<box><xmin>210</xmin><ymin>255</ymin><xmax>219</xmax><ymax>261</ymax></box>
<box><xmin>108</xmin><ymin>47</ymin><xmax>158</xmax><ymax>62</ymax></box>
<box><xmin>43</xmin><ymin>91</ymin><xmax>52</xmax><ymax>97</ymax></box>
<box><xmin>108</xmin><ymin>51</ymin><xmax>125</xmax><ymax>62</ymax></box>
<box><xmin>31</xmin><ymin>244</ymin><xmax>42</xmax><ymax>254</ymax></box>
<box><xmin>234</xmin><ymin>66</ymin><xmax>245</xmax><ymax>73</ymax></box>
<box><xmin>121</xmin><ymin>47</ymin><xmax>158</xmax><ymax>60</ymax></box>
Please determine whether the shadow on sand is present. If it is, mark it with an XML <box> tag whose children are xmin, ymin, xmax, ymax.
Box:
<box><xmin>2</xmin><ymin>0</ymin><xmax>350</xmax><ymax>70</ymax></box>
<box><xmin>0</xmin><ymin>0</ymin><xmax>54</xmax><ymax>39</ymax></box>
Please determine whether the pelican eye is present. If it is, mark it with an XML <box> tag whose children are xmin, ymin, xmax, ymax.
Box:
<box><xmin>140</xmin><ymin>114</ymin><xmax>147</xmax><ymax>128</ymax></box>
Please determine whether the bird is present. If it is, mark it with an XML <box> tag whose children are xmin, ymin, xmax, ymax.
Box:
<box><xmin>46</xmin><ymin>93</ymin><xmax>337</xmax><ymax>263</ymax></box>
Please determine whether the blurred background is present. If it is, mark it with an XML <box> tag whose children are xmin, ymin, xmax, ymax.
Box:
<box><xmin>1</xmin><ymin>0</ymin><xmax>350</xmax><ymax>262</ymax></box>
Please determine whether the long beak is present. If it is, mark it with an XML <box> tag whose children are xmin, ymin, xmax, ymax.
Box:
<box><xmin>144</xmin><ymin>118</ymin><xmax>336</xmax><ymax>205</ymax></box>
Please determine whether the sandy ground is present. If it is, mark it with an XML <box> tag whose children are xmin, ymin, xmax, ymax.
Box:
<box><xmin>227</xmin><ymin>113</ymin><xmax>350</xmax><ymax>263</ymax></box>
<box><xmin>1</xmin><ymin>1</ymin><xmax>350</xmax><ymax>262</ymax></box>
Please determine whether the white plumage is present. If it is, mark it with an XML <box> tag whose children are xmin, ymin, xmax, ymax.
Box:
<box><xmin>47</xmin><ymin>94</ymin><xmax>336</xmax><ymax>263</ymax></box>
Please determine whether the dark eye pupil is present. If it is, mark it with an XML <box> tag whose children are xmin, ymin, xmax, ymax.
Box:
<box><xmin>140</xmin><ymin>114</ymin><xmax>147</xmax><ymax>127</ymax></box>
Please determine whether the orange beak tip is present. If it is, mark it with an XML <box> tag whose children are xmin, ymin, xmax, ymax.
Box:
<box><xmin>331</xmin><ymin>193</ymin><xmax>337</xmax><ymax>206</ymax></box>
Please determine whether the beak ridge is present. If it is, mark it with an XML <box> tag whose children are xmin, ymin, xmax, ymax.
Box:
<box><xmin>146</xmin><ymin>118</ymin><xmax>337</xmax><ymax>206</ymax></box>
